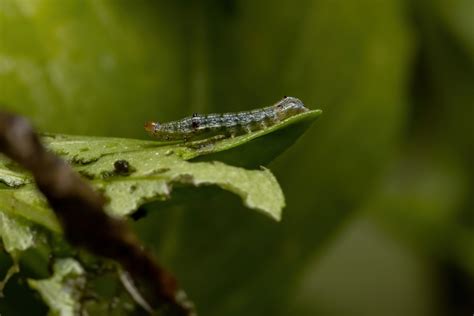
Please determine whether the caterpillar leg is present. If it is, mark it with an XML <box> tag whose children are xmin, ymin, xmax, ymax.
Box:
<box><xmin>185</xmin><ymin>134</ymin><xmax>227</xmax><ymax>150</ymax></box>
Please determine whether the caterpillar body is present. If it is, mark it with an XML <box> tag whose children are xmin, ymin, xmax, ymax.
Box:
<box><xmin>144</xmin><ymin>96</ymin><xmax>309</xmax><ymax>142</ymax></box>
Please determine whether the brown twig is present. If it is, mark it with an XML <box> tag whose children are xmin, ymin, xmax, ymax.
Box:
<box><xmin>0</xmin><ymin>111</ymin><xmax>195</xmax><ymax>316</ymax></box>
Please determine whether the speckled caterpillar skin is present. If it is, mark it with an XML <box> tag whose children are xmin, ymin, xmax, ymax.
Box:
<box><xmin>145</xmin><ymin>96</ymin><xmax>308</xmax><ymax>141</ymax></box>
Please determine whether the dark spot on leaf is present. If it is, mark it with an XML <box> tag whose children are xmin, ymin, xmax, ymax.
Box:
<box><xmin>114</xmin><ymin>160</ymin><xmax>130</xmax><ymax>174</ymax></box>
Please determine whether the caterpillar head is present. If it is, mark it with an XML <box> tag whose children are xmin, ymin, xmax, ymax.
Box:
<box><xmin>144</xmin><ymin>121</ymin><xmax>160</xmax><ymax>134</ymax></box>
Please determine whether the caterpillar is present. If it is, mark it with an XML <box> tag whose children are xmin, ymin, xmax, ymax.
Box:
<box><xmin>144</xmin><ymin>96</ymin><xmax>309</xmax><ymax>142</ymax></box>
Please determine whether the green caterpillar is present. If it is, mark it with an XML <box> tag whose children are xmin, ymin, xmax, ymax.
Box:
<box><xmin>145</xmin><ymin>96</ymin><xmax>309</xmax><ymax>142</ymax></box>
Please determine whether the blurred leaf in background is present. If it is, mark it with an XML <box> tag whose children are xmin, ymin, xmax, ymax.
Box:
<box><xmin>0</xmin><ymin>0</ymin><xmax>473</xmax><ymax>315</ymax></box>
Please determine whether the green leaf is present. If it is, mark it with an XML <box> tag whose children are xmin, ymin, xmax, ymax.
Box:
<box><xmin>97</xmin><ymin>160</ymin><xmax>284</xmax><ymax>220</ymax></box>
<box><xmin>0</xmin><ymin>200</ymin><xmax>42</xmax><ymax>298</ymax></box>
<box><xmin>0</xmin><ymin>155</ymin><xmax>285</xmax><ymax>229</ymax></box>
<box><xmin>28</xmin><ymin>258</ymin><xmax>85</xmax><ymax>316</ymax></box>
<box><xmin>41</xmin><ymin>109</ymin><xmax>321</xmax><ymax>168</ymax></box>
<box><xmin>0</xmin><ymin>186</ymin><xmax>61</xmax><ymax>233</ymax></box>
<box><xmin>0</xmin><ymin>108</ymin><xmax>318</xmax><ymax>226</ymax></box>
<box><xmin>0</xmin><ymin>158</ymin><xmax>30</xmax><ymax>187</ymax></box>
<box><xmin>0</xmin><ymin>212</ymin><xmax>36</xmax><ymax>254</ymax></box>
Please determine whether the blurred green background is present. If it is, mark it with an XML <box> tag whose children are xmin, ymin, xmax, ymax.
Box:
<box><xmin>0</xmin><ymin>0</ymin><xmax>473</xmax><ymax>315</ymax></box>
